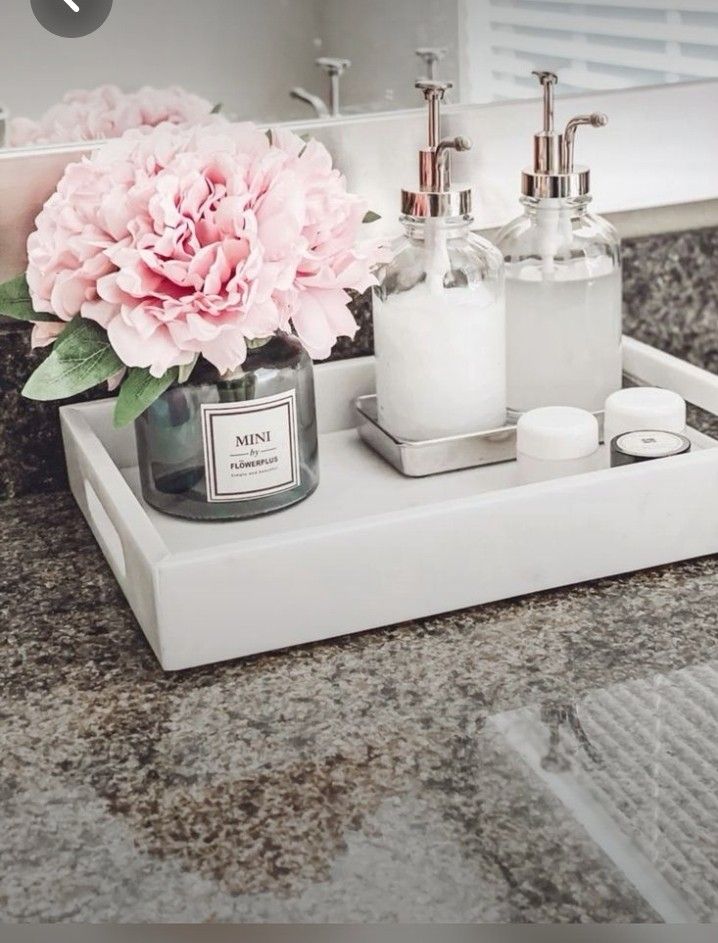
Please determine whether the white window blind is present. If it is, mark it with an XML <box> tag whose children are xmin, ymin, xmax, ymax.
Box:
<box><xmin>460</xmin><ymin>0</ymin><xmax>718</xmax><ymax>102</ymax></box>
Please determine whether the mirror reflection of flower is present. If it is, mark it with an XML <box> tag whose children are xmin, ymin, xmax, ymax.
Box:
<box><xmin>8</xmin><ymin>84</ymin><xmax>217</xmax><ymax>148</ymax></box>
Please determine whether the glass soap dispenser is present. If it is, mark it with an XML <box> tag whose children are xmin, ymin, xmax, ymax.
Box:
<box><xmin>373</xmin><ymin>79</ymin><xmax>506</xmax><ymax>442</ymax></box>
<box><xmin>496</xmin><ymin>71</ymin><xmax>622</xmax><ymax>417</ymax></box>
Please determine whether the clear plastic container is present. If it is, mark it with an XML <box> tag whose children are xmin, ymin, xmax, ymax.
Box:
<box><xmin>496</xmin><ymin>194</ymin><xmax>622</xmax><ymax>417</ymax></box>
<box><xmin>373</xmin><ymin>214</ymin><xmax>506</xmax><ymax>442</ymax></box>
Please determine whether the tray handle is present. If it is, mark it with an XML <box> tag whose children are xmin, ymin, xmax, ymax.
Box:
<box><xmin>82</xmin><ymin>476</ymin><xmax>127</xmax><ymax>578</ymax></box>
<box><xmin>60</xmin><ymin>406</ymin><xmax>168</xmax><ymax>654</ymax></box>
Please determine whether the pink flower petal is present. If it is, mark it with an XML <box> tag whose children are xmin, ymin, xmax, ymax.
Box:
<box><xmin>81</xmin><ymin>298</ymin><xmax>120</xmax><ymax>327</ymax></box>
<box><xmin>108</xmin><ymin>315</ymin><xmax>194</xmax><ymax>378</ymax></box>
<box><xmin>200</xmin><ymin>327</ymin><xmax>248</xmax><ymax>375</ymax></box>
<box><xmin>24</xmin><ymin>116</ymin><xmax>382</xmax><ymax>378</ymax></box>
<box><xmin>291</xmin><ymin>287</ymin><xmax>356</xmax><ymax>360</ymax></box>
<box><xmin>30</xmin><ymin>320</ymin><xmax>65</xmax><ymax>349</ymax></box>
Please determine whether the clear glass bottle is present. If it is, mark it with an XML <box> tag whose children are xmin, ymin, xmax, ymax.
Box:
<box><xmin>373</xmin><ymin>80</ymin><xmax>506</xmax><ymax>442</ymax></box>
<box><xmin>495</xmin><ymin>71</ymin><xmax>622</xmax><ymax>417</ymax></box>
<box><xmin>135</xmin><ymin>334</ymin><xmax>318</xmax><ymax>521</ymax></box>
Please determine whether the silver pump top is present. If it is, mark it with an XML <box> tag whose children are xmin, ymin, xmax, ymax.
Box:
<box><xmin>401</xmin><ymin>80</ymin><xmax>472</xmax><ymax>219</ymax></box>
<box><xmin>522</xmin><ymin>71</ymin><xmax>607</xmax><ymax>200</ymax></box>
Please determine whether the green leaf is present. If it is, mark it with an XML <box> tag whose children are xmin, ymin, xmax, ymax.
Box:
<box><xmin>211</xmin><ymin>102</ymin><xmax>223</xmax><ymax>115</ymax></box>
<box><xmin>362</xmin><ymin>210</ymin><xmax>381</xmax><ymax>224</ymax></box>
<box><xmin>113</xmin><ymin>366</ymin><xmax>178</xmax><ymax>428</ymax></box>
<box><xmin>23</xmin><ymin>319</ymin><xmax>123</xmax><ymax>401</ymax></box>
<box><xmin>0</xmin><ymin>274</ymin><xmax>57</xmax><ymax>322</ymax></box>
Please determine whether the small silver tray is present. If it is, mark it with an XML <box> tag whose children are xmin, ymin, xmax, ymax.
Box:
<box><xmin>355</xmin><ymin>395</ymin><xmax>518</xmax><ymax>477</ymax></box>
<box><xmin>355</xmin><ymin>395</ymin><xmax>606</xmax><ymax>477</ymax></box>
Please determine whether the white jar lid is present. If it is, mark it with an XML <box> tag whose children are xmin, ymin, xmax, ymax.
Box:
<box><xmin>517</xmin><ymin>407</ymin><xmax>599</xmax><ymax>461</ymax></box>
<box><xmin>604</xmin><ymin>387</ymin><xmax>686</xmax><ymax>440</ymax></box>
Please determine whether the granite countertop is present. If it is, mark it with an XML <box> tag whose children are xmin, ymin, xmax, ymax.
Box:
<box><xmin>2</xmin><ymin>224</ymin><xmax>718</xmax><ymax>922</ymax></box>
<box><xmin>2</xmin><ymin>488</ymin><xmax>718</xmax><ymax>923</ymax></box>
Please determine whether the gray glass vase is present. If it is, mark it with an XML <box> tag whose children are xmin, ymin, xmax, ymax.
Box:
<box><xmin>135</xmin><ymin>334</ymin><xmax>319</xmax><ymax>521</ymax></box>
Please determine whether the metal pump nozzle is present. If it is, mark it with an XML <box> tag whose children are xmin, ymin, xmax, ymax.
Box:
<box><xmin>533</xmin><ymin>71</ymin><xmax>557</xmax><ymax>132</ymax></box>
<box><xmin>522</xmin><ymin>71</ymin><xmax>608</xmax><ymax>199</ymax></box>
<box><xmin>561</xmin><ymin>112</ymin><xmax>608</xmax><ymax>173</ymax></box>
<box><xmin>401</xmin><ymin>79</ymin><xmax>473</xmax><ymax>218</ymax></box>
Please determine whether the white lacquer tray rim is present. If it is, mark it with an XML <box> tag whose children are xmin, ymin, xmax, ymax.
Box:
<box><xmin>60</xmin><ymin>336</ymin><xmax>718</xmax><ymax>671</ymax></box>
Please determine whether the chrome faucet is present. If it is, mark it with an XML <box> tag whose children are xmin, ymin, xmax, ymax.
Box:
<box><xmin>290</xmin><ymin>87</ymin><xmax>330</xmax><ymax>119</ymax></box>
<box><xmin>290</xmin><ymin>57</ymin><xmax>351</xmax><ymax>119</ymax></box>
<box><xmin>415</xmin><ymin>47</ymin><xmax>447</xmax><ymax>81</ymax></box>
<box><xmin>316</xmin><ymin>57</ymin><xmax>351</xmax><ymax>117</ymax></box>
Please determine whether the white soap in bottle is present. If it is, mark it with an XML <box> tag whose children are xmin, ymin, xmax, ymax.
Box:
<box><xmin>373</xmin><ymin>79</ymin><xmax>506</xmax><ymax>442</ymax></box>
<box><xmin>495</xmin><ymin>71</ymin><xmax>622</xmax><ymax>418</ymax></box>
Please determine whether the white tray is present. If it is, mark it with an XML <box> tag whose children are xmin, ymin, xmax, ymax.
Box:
<box><xmin>61</xmin><ymin>337</ymin><xmax>718</xmax><ymax>672</ymax></box>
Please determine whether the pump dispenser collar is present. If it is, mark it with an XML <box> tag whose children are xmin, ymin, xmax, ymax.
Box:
<box><xmin>521</xmin><ymin>71</ymin><xmax>607</xmax><ymax>199</ymax></box>
<box><xmin>401</xmin><ymin>79</ymin><xmax>473</xmax><ymax>218</ymax></box>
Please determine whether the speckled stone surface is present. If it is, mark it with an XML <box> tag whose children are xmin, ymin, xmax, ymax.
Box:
<box><xmin>4</xmin><ymin>489</ymin><xmax>718</xmax><ymax>922</ymax></box>
<box><xmin>0</xmin><ymin>321</ymin><xmax>108</xmax><ymax>501</ymax></box>
<box><xmin>2</xmin><ymin>223</ymin><xmax>718</xmax><ymax>921</ymax></box>
<box><xmin>2</xmin><ymin>224</ymin><xmax>716</xmax><ymax>500</ymax></box>
<box><xmin>623</xmin><ymin>226</ymin><xmax>718</xmax><ymax>373</ymax></box>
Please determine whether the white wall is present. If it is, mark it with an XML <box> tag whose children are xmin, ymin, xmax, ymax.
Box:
<box><xmin>0</xmin><ymin>0</ymin><xmax>321</xmax><ymax>124</ymax></box>
<box><xmin>315</xmin><ymin>0</ymin><xmax>461</xmax><ymax>113</ymax></box>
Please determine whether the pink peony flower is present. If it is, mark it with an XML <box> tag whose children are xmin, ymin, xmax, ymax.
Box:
<box><xmin>30</xmin><ymin>321</ymin><xmax>65</xmax><ymax>348</ymax></box>
<box><xmin>27</xmin><ymin>120</ymin><xmax>382</xmax><ymax>376</ymax></box>
<box><xmin>9</xmin><ymin>84</ymin><xmax>214</xmax><ymax>148</ymax></box>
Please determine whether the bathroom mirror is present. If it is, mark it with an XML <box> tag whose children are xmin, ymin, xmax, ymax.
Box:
<box><xmin>2</xmin><ymin>0</ymin><xmax>718</xmax><ymax>150</ymax></box>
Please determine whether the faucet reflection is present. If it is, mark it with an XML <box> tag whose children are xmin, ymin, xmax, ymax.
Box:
<box><xmin>290</xmin><ymin>56</ymin><xmax>351</xmax><ymax>119</ymax></box>
<box><xmin>289</xmin><ymin>87</ymin><xmax>330</xmax><ymax>119</ymax></box>
<box><xmin>491</xmin><ymin>660</ymin><xmax>718</xmax><ymax>922</ymax></box>
<box><xmin>316</xmin><ymin>57</ymin><xmax>351</xmax><ymax>117</ymax></box>
<box><xmin>416</xmin><ymin>47</ymin><xmax>447</xmax><ymax>81</ymax></box>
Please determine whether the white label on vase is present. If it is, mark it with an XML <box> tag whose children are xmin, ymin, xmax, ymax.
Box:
<box><xmin>201</xmin><ymin>390</ymin><xmax>300</xmax><ymax>502</ymax></box>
